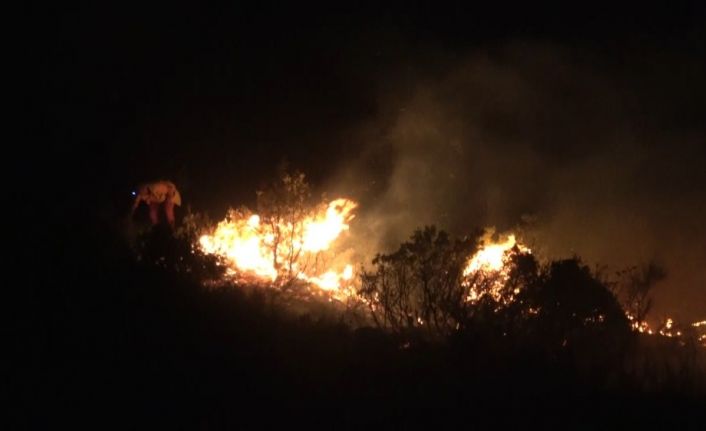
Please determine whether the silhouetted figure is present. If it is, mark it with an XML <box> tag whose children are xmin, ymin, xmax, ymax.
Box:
<box><xmin>131</xmin><ymin>180</ymin><xmax>182</xmax><ymax>228</ymax></box>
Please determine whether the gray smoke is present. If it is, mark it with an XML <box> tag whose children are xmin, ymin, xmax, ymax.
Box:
<box><xmin>326</xmin><ymin>41</ymin><xmax>706</xmax><ymax>322</ymax></box>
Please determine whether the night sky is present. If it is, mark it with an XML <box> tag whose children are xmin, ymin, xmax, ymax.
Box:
<box><xmin>35</xmin><ymin>3</ymin><xmax>705</xmax><ymax>320</ymax></box>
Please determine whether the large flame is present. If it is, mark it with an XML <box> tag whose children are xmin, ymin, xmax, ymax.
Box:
<box><xmin>465</xmin><ymin>234</ymin><xmax>529</xmax><ymax>274</ymax></box>
<box><xmin>198</xmin><ymin>198</ymin><xmax>705</xmax><ymax>345</ymax></box>
<box><xmin>462</xmin><ymin>232</ymin><xmax>531</xmax><ymax>304</ymax></box>
<box><xmin>199</xmin><ymin>198</ymin><xmax>358</xmax><ymax>300</ymax></box>
<box><xmin>301</xmin><ymin>199</ymin><xmax>356</xmax><ymax>252</ymax></box>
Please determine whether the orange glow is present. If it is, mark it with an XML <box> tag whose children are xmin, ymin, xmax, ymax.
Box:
<box><xmin>197</xmin><ymin>194</ymin><xmax>704</xmax><ymax>346</ymax></box>
<box><xmin>199</xmin><ymin>199</ymin><xmax>358</xmax><ymax>300</ymax></box>
<box><xmin>462</xmin><ymin>231</ymin><xmax>531</xmax><ymax>304</ymax></box>
<box><xmin>301</xmin><ymin>199</ymin><xmax>356</xmax><ymax>252</ymax></box>
<box><xmin>626</xmin><ymin>313</ymin><xmax>653</xmax><ymax>334</ymax></box>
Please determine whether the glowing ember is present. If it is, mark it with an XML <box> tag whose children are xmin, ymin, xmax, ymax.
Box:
<box><xmin>692</xmin><ymin>321</ymin><xmax>706</xmax><ymax>347</ymax></box>
<box><xmin>462</xmin><ymin>231</ymin><xmax>531</xmax><ymax>304</ymax></box>
<box><xmin>624</xmin><ymin>315</ymin><xmax>706</xmax><ymax>346</ymax></box>
<box><xmin>199</xmin><ymin>199</ymin><xmax>358</xmax><ymax>299</ymax></box>
<box><xmin>658</xmin><ymin>317</ymin><xmax>682</xmax><ymax>338</ymax></box>
<box><xmin>626</xmin><ymin>313</ymin><xmax>654</xmax><ymax>334</ymax></box>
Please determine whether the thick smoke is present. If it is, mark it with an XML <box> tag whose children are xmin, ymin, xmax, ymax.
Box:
<box><xmin>327</xmin><ymin>41</ymin><xmax>706</xmax><ymax>322</ymax></box>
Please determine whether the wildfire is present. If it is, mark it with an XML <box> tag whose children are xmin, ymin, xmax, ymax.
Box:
<box><xmin>462</xmin><ymin>231</ymin><xmax>531</xmax><ymax>304</ymax></box>
<box><xmin>301</xmin><ymin>199</ymin><xmax>356</xmax><ymax>252</ymax></box>
<box><xmin>199</xmin><ymin>213</ymin><xmax>278</xmax><ymax>281</ymax></box>
<box><xmin>195</xmin><ymin>189</ymin><xmax>705</xmax><ymax>346</ymax></box>
<box><xmin>199</xmin><ymin>198</ymin><xmax>358</xmax><ymax>300</ymax></box>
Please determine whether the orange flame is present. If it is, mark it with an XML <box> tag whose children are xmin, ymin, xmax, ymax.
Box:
<box><xmin>199</xmin><ymin>199</ymin><xmax>358</xmax><ymax>299</ymax></box>
<box><xmin>462</xmin><ymin>231</ymin><xmax>531</xmax><ymax>304</ymax></box>
<box><xmin>199</xmin><ymin>213</ymin><xmax>278</xmax><ymax>281</ymax></box>
<box><xmin>301</xmin><ymin>199</ymin><xmax>356</xmax><ymax>252</ymax></box>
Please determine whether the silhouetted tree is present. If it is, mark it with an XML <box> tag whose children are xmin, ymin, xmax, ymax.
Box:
<box><xmin>361</xmin><ymin>225</ymin><xmax>632</xmax><ymax>353</ymax></box>
<box><xmin>359</xmin><ymin>226</ymin><xmax>477</xmax><ymax>338</ymax></box>
<box><xmin>256</xmin><ymin>169</ymin><xmax>311</xmax><ymax>279</ymax></box>
<box><xmin>614</xmin><ymin>262</ymin><xmax>666</xmax><ymax>328</ymax></box>
<box><xmin>518</xmin><ymin>257</ymin><xmax>631</xmax><ymax>371</ymax></box>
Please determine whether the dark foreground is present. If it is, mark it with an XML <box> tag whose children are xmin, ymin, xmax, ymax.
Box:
<box><xmin>12</xmin><ymin>221</ymin><xmax>705</xmax><ymax>429</ymax></box>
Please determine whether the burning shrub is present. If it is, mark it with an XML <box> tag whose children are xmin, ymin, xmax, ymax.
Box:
<box><xmin>359</xmin><ymin>224</ymin><xmax>634</xmax><ymax>349</ymax></box>
<box><xmin>198</xmin><ymin>170</ymin><xmax>358</xmax><ymax>300</ymax></box>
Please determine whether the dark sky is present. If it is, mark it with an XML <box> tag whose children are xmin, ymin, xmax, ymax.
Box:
<box><xmin>35</xmin><ymin>3</ymin><xmax>705</xmax><ymax>320</ymax></box>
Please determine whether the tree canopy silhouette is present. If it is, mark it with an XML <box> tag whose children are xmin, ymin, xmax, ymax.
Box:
<box><xmin>360</xmin><ymin>225</ymin><xmax>632</xmax><ymax>350</ymax></box>
<box><xmin>359</xmin><ymin>225</ymin><xmax>478</xmax><ymax>338</ymax></box>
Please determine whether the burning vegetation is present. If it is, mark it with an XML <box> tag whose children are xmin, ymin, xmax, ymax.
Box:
<box><xmin>197</xmin><ymin>172</ymin><xmax>358</xmax><ymax>301</ymax></box>
<box><xmin>92</xmin><ymin>168</ymin><xmax>706</xmax><ymax>428</ymax></box>
<box><xmin>185</xmin><ymin>170</ymin><xmax>705</xmax><ymax>347</ymax></box>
